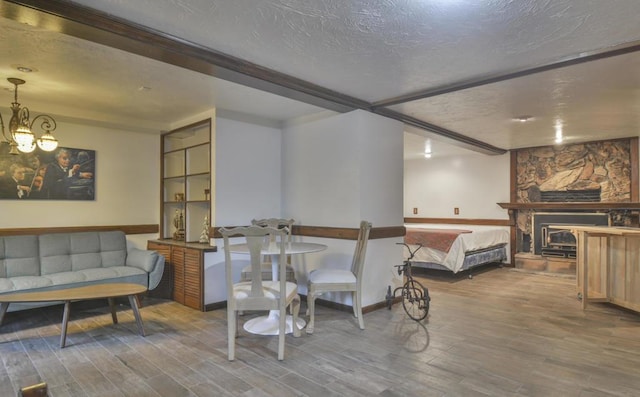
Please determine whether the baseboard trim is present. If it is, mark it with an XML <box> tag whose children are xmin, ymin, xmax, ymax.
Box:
<box><xmin>404</xmin><ymin>217</ymin><xmax>510</xmax><ymax>226</ymax></box>
<box><xmin>301</xmin><ymin>295</ymin><xmax>389</xmax><ymax>314</ymax></box>
<box><xmin>204</xmin><ymin>296</ymin><xmax>391</xmax><ymax>314</ymax></box>
<box><xmin>204</xmin><ymin>301</ymin><xmax>226</xmax><ymax>311</ymax></box>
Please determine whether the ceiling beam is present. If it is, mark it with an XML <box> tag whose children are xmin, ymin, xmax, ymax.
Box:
<box><xmin>374</xmin><ymin>108</ymin><xmax>506</xmax><ymax>155</ymax></box>
<box><xmin>372</xmin><ymin>40</ymin><xmax>640</xmax><ymax>109</ymax></box>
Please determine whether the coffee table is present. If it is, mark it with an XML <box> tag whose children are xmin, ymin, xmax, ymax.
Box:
<box><xmin>0</xmin><ymin>283</ymin><xmax>147</xmax><ymax>348</ymax></box>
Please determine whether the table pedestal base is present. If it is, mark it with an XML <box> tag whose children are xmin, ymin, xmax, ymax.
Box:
<box><xmin>243</xmin><ymin>312</ymin><xmax>306</xmax><ymax>335</ymax></box>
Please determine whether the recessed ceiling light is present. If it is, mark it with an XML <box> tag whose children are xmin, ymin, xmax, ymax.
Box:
<box><xmin>138</xmin><ymin>86</ymin><xmax>152</xmax><ymax>91</ymax></box>
<box><xmin>12</xmin><ymin>65</ymin><xmax>37</xmax><ymax>73</ymax></box>
<box><xmin>513</xmin><ymin>115</ymin><xmax>533</xmax><ymax>123</ymax></box>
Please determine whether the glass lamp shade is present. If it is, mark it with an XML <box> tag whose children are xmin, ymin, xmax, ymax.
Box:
<box><xmin>13</xmin><ymin>124</ymin><xmax>35</xmax><ymax>147</ymax></box>
<box><xmin>17</xmin><ymin>140</ymin><xmax>36</xmax><ymax>153</ymax></box>
<box><xmin>36</xmin><ymin>131</ymin><xmax>59</xmax><ymax>151</ymax></box>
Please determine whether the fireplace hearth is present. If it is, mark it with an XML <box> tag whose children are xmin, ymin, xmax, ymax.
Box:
<box><xmin>532</xmin><ymin>212</ymin><xmax>610</xmax><ymax>258</ymax></box>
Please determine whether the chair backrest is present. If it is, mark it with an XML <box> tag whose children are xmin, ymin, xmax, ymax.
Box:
<box><xmin>220</xmin><ymin>225</ymin><xmax>287</xmax><ymax>306</ymax></box>
<box><xmin>251</xmin><ymin>218</ymin><xmax>295</xmax><ymax>244</ymax></box>
<box><xmin>351</xmin><ymin>221</ymin><xmax>372</xmax><ymax>280</ymax></box>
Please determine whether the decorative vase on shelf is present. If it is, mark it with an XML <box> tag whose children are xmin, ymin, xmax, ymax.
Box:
<box><xmin>173</xmin><ymin>209</ymin><xmax>185</xmax><ymax>241</ymax></box>
<box><xmin>199</xmin><ymin>215</ymin><xmax>210</xmax><ymax>244</ymax></box>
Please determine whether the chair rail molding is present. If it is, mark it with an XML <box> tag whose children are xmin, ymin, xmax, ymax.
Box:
<box><xmin>0</xmin><ymin>224</ymin><xmax>159</xmax><ymax>236</ymax></box>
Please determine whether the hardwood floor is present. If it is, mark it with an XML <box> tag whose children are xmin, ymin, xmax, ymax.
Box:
<box><xmin>2</xmin><ymin>267</ymin><xmax>640</xmax><ymax>396</ymax></box>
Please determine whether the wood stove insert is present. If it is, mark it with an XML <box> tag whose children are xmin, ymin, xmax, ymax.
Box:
<box><xmin>532</xmin><ymin>212</ymin><xmax>610</xmax><ymax>258</ymax></box>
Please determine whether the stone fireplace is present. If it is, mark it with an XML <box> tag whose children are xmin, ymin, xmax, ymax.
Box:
<box><xmin>499</xmin><ymin>138</ymin><xmax>639</xmax><ymax>273</ymax></box>
<box><xmin>514</xmin><ymin>139</ymin><xmax>635</xmax><ymax>254</ymax></box>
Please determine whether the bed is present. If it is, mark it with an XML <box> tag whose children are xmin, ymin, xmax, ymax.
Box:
<box><xmin>404</xmin><ymin>227</ymin><xmax>509</xmax><ymax>274</ymax></box>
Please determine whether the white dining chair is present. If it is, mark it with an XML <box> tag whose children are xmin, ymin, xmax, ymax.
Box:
<box><xmin>240</xmin><ymin>218</ymin><xmax>296</xmax><ymax>282</ymax></box>
<box><xmin>220</xmin><ymin>225</ymin><xmax>302</xmax><ymax>361</ymax></box>
<box><xmin>306</xmin><ymin>220</ymin><xmax>372</xmax><ymax>334</ymax></box>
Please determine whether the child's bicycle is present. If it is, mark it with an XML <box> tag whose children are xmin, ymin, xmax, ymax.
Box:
<box><xmin>385</xmin><ymin>243</ymin><xmax>430</xmax><ymax>321</ymax></box>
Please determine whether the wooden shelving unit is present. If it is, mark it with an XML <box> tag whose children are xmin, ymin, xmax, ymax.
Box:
<box><xmin>150</xmin><ymin>119</ymin><xmax>215</xmax><ymax>311</ymax></box>
<box><xmin>160</xmin><ymin>119</ymin><xmax>211</xmax><ymax>241</ymax></box>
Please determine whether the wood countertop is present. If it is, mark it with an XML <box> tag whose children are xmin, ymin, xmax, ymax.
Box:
<box><xmin>550</xmin><ymin>225</ymin><xmax>640</xmax><ymax>236</ymax></box>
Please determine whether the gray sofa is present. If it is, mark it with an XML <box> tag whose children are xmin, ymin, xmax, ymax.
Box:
<box><xmin>0</xmin><ymin>231</ymin><xmax>164</xmax><ymax>310</ymax></box>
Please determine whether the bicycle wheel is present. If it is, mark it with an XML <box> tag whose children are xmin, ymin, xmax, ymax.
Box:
<box><xmin>401</xmin><ymin>279</ymin><xmax>429</xmax><ymax>321</ymax></box>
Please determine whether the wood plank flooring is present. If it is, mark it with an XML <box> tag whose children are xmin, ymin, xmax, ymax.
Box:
<box><xmin>2</xmin><ymin>267</ymin><xmax>640</xmax><ymax>396</ymax></box>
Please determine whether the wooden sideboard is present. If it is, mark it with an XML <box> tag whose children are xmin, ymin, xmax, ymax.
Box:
<box><xmin>561</xmin><ymin>226</ymin><xmax>640</xmax><ymax>312</ymax></box>
<box><xmin>147</xmin><ymin>240</ymin><xmax>217</xmax><ymax>311</ymax></box>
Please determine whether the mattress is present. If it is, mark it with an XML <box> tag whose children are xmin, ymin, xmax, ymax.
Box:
<box><xmin>404</xmin><ymin>227</ymin><xmax>510</xmax><ymax>273</ymax></box>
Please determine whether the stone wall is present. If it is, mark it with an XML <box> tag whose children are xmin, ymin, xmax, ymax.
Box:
<box><xmin>516</xmin><ymin>140</ymin><xmax>631</xmax><ymax>203</ymax></box>
<box><xmin>514</xmin><ymin>139</ymin><xmax>633</xmax><ymax>248</ymax></box>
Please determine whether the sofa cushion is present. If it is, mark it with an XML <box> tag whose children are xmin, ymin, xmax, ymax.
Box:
<box><xmin>39</xmin><ymin>233</ymin><xmax>73</xmax><ymax>274</ymax></box>
<box><xmin>7</xmin><ymin>275</ymin><xmax>53</xmax><ymax>291</ymax></box>
<box><xmin>38</xmin><ymin>232</ymin><xmax>129</xmax><ymax>272</ymax></box>
<box><xmin>72</xmin><ymin>252</ymin><xmax>103</xmax><ymax>271</ymax></box>
<box><xmin>40</xmin><ymin>233</ymin><xmax>111</xmax><ymax>273</ymax></box>
<box><xmin>3</xmin><ymin>235</ymin><xmax>40</xmax><ymax>278</ymax></box>
<box><xmin>70</xmin><ymin>232</ymin><xmax>103</xmax><ymax>270</ymax></box>
<box><xmin>98</xmin><ymin>231</ymin><xmax>127</xmax><ymax>267</ymax></box>
<box><xmin>0</xmin><ymin>273</ymin><xmax>149</xmax><ymax>296</ymax></box>
<box><xmin>0</xmin><ymin>278</ymin><xmax>13</xmax><ymax>293</ymax></box>
<box><xmin>44</xmin><ymin>271</ymin><xmax>87</xmax><ymax>285</ymax></box>
<box><xmin>76</xmin><ymin>266</ymin><xmax>146</xmax><ymax>282</ymax></box>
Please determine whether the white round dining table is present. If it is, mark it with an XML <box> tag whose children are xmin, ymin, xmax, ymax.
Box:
<box><xmin>227</xmin><ymin>241</ymin><xmax>327</xmax><ymax>335</ymax></box>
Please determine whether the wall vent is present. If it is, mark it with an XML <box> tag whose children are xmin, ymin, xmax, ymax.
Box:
<box><xmin>540</xmin><ymin>189</ymin><xmax>601</xmax><ymax>202</ymax></box>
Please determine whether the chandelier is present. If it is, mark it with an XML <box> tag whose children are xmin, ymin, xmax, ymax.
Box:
<box><xmin>0</xmin><ymin>77</ymin><xmax>59</xmax><ymax>155</ymax></box>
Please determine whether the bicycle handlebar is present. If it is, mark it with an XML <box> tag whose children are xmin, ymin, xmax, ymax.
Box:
<box><xmin>396</xmin><ymin>242</ymin><xmax>422</xmax><ymax>260</ymax></box>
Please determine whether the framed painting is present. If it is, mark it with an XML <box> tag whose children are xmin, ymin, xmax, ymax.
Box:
<box><xmin>0</xmin><ymin>145</ymin><xmax>95</xmax><ymax>200</ymax></box>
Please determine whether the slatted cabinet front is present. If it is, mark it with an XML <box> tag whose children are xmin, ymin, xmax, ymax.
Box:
<box><xmin>183</xmin><ymin>248</ymin><xmax>203</xmax><ymax>310</ymax></box>
<box><xmin>147</xmin><ymin>241</ymin><xmax>212</xmax><ymax>311</ymax></box>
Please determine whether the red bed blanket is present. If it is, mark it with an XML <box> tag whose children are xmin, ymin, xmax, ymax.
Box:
<box><xmin>404</xmin><ymin>229</ymin><xmax>472</xmax><ymax>253</ymax></box>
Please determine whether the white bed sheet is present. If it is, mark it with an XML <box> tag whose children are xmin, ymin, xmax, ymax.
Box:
<box><xmin>405</xmin><ymin>227</ymin><xmax>509</xmax><ymax>273</ymax></box>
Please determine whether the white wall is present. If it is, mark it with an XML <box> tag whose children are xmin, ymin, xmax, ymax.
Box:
<box><xmin>204</xmin><ymin>114</ymin><xmax>284</xmax><ymax>304</ymax></box>
<box><xmin>282</xmin><ymin>110</ymin><xmax>405</xmax><ymax>306</ymax></box>
<box><xmin>403</xmin><ymin>150</ymin><xmax>512</xmax><ymax>264</ymax></box>
<box><xmin>204</xmin><ymin>110</ymin><xmax>407</xmax><ymax>307</ymax></box>
<box><xmin>282</xmin><ymin>110</ymin><xmax>403</xmax><ymax>226</ymax></box>
<box><xmin>404</xmin><ymin>152</ymin><xmax>511</xmax><ymax>219</ymax></box>
<box><xmin>209</xmin><ymin>111</ymin><xmax>513</xmax><ymax>308</ymax></box>
<box><xmin>1</xmin><ymin>120</ymin><xmax>160</xmax><ymax>248</ymax></box>
<box><xmin>214</xmin><ymin>117</ymin><xmax>282</xmax><ymax>225</ymax></box>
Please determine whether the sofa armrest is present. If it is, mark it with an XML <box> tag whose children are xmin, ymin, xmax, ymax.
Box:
<box><xmin>126</xmin><ymin>248</ymin><xmax>165</xmax><ymax>291</ymax></box>
<box><xmin>147</xmin><ymin>255</ymin><xmax>165</xmax><ymax>291</ymax></box>
<box><xmin>126</xmin><ymin>248</ymin><xmax>158</xmax><ymax>272</ymax></box>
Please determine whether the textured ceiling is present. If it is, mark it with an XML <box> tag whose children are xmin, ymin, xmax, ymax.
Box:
<box><xmin>1</xmin><ymin>0</ymin><xmax>640</xmax><ymax>158</ymax></box>
<box><xmin>65</xmin><ymin>0</ymin><xmax>640</xmax><ymax>101</ymax></box>
<box><xmin>0</xmin><ymin>15</ymin><xmax>327</xmax><ymax>132</ymax></box>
